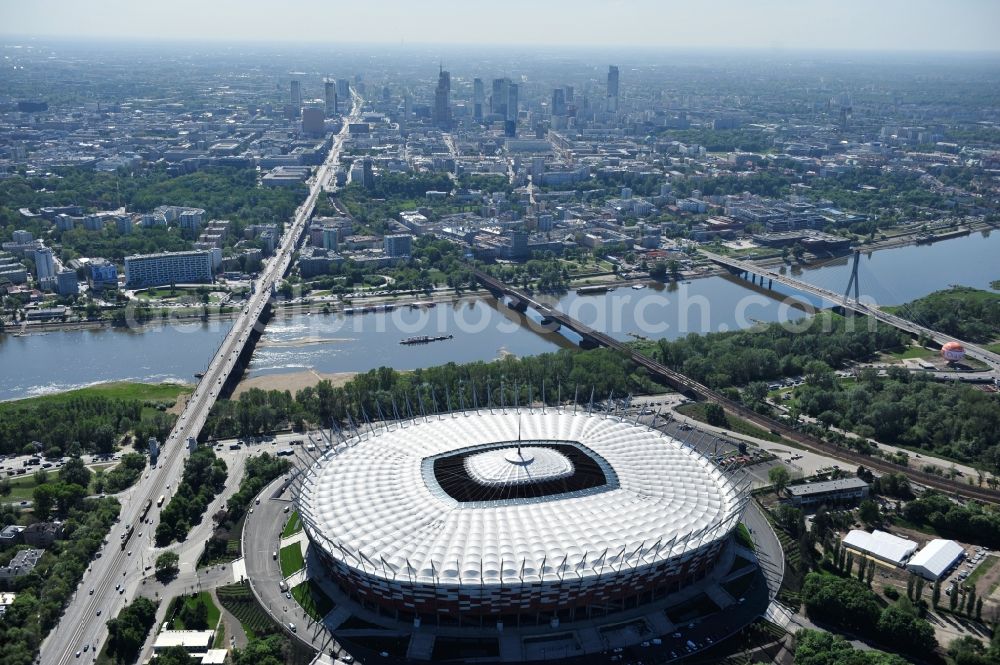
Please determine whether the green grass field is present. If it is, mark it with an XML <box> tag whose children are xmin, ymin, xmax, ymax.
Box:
<box><xmin>964</xmin><ymin>554</ymin><xmax>998</xmax><ymax>591</ymax></box>
<box><xmin>1</xmin><ymin>381</ymin><xmax>191</xmax><ymax>409</ymax></box>
<box><xmin>169</xmin><ymin>591</ymin><xmax>221</xmax><ymax>631</ymax></box>
<box><xmin>291</xmin><ymin>580</ymin><xmax>335</xmax><ymax>621</ymax></box>
<box><xmin>281</xmin><ymin>511</ymin><xmax>302</xmax><ymax>538</ymax></box>
<box><xmin>279</xmin><ymin>543</ymin><xmax>305</xmax><ymax>577</ymax></box>
<box><xmin>883</xmin><ymin>345</ymin><xmax>935</xmax><ymax>360</ymax></box>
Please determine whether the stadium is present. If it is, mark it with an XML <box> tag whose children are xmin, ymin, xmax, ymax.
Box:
<box><xmin>296</xmin><ymin>408</ymin><xmax>757</xmax><ymax>660</ymax></box>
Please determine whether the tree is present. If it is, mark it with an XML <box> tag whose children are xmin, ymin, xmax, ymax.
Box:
<box><xmin>794</xmin><ymin>629</ymin><xmax>908</xmax><ymax>665</ymax></box>
<box><xmin>768</xmin><ymin>466</ymin><xmax>791</xmax><ymax>494</ymax></box>
<box><xmin>932</xmin><ymin>579</ymin><xmax>941</xmax><ymax>607</ymax></box>
<box><xmin>152</xmin><ymin>646</ymin><xmax>199</xmax><ymax>665</ymax></box>
<box><xmin>876</xmin><ymin>603</ymin><xmax>938</xmax><ymax>655</ymax></box>
<box><xmin>859</xmin><ymin>499</ymin><xmax>880</xmax><ymax>526</ymax></box>
<box><xmin>703</xmin><ymin>402</ymin><xmax>727</xmax><ymax>427</ymax></box>
<box><xmin>155</xmin><ymin>551</ymin><xmax>180</xmax><ymax>582</ymax></box>
<box><xmin>106</xmin><ymin>597</ymin><xmax>158</xmax><ymax>664</ymax></box>
<box><xmin>950</xmin><ymin>585</ymin><xmax>959</xmax><ymax>611</ymax></box>
<box><xmin>59</xmin><ymin>457</ymin><xmax>92</xmax><ymax>489</ymax></box>
<box><xmin>177</xmin><ymin>596</ymin><xmax>208</xmax><ymax>630</ymax></box>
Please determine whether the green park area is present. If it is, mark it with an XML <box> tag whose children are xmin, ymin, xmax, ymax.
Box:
<box><xmin>279</xmin><ymin>543</ymin><xmax>305</xmax><ymax>578</ymax></box>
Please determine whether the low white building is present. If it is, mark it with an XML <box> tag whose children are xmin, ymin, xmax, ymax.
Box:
<box><xmin>906</xmin><ymin>539</ymin><xmax>965</xmax><ymax>580</ymax></box>
<box><xmin>843</xmin><ymin>529</ymin><xmax>917</xmax><ymax>567</ymax></box>
<box><xmin>152</xmin><ymin>630</ymin><xmax>214</xmax><ymax>654</ymax></box>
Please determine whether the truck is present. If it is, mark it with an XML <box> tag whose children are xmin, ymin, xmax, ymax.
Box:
<box><xmin>156</xmin><ymin>495</ymin><xmax>165</xmax><ymax>508</ymax></box>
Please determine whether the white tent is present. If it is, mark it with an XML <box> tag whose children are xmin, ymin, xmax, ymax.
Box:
<box><xmin>843</xmin><ymin>529</ymin><xmax>917</xmax><ymax>566</ymax></box>
<box><xmin>906</xmin><ymin>539</ymin><xmax>965</xmax><ymax>580</ymax></box>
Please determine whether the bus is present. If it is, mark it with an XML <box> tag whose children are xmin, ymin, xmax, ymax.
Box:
<box><xmin>276</xmin><ymin>448</ymin><xmax>294</xmax><ymax>457</ymax></box>
<box><xmin>139</xmin><ymin>499</ymin><xmax>153</xmax><ymax>522</ymax></box>
<box><xmin>156</xmin><ymin>495</ymin><xmax>165</xmax><ymax>508</ymax></box>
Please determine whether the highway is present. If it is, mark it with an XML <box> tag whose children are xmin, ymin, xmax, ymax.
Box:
<box><xmin>39</xmin><ymin>94</ymin><xmax>364</xmax><ymax>665</ymax></box>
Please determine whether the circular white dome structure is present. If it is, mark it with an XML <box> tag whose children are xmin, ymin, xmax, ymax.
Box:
<box><xmin>465</xmin><ymin>445</ymin><xmax>574</xmax><ymax>486</ymax></box>
<box><xmin>297</xmin><ymin>409</ymin><xmax>747</xmax><ymax>625</ymax></box>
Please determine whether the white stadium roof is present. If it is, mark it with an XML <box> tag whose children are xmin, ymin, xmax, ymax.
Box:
<box><xmin>299</xmin><ymin>411</ymin><xmax>745</xmax><ymax>585</ymax></box>
<box><xmin>843</xmin><ymin>529</ymin><xmax>917</xmax><ymax>566</ymax></box>
<box><xmin>906</xmin><ymin>539</ymin><xmax>965</xmax><ymax>580</ymax></box>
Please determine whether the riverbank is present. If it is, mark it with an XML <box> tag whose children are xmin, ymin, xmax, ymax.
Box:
<box><xmin>231</xmin><ymin>370</ymin><xmax>357</xmax><ymax>398</ymax></box>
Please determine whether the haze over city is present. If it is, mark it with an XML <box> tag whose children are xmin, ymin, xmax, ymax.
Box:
<box><xmin>3</xmin><ymin>0</ymin><xmax>1000</xmax><ymax>52</ymax></box>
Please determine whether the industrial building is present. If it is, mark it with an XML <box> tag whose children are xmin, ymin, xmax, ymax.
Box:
<box><xmin>906</xmin><ymin>539</ymin><xmax>965</xmax><ymax>580</ymax></box>
<box><xmin>843</xmin><ymin>529</ymin><xmax>918</xmax><ymax>567</ymax></box>
<box><xmin>785</xmin><ymin>477</ymin><xmax>870</xmax><ymax>508</ymax></box>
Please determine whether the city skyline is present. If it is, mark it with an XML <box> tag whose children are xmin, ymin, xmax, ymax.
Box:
<box><xmin>2</xmin><ymin>0</ymin><xmax>1000</xmax><ymax>53</ymax></box>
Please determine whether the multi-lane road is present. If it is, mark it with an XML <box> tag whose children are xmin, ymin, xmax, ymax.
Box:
<box><xmin>39</xmin><ymin>96</ymin><xmax>364</xmax><ymax>665</ymax></box>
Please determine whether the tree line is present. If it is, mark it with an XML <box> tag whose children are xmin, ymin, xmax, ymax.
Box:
<box><xmin>0</xmin><ymin>496</ymin><xmax>120</xmax><ymax>665</ymax></box>
<box><xmin>155</xmin><ymin>447</ymin><xmax>227</xmax><ymax>546</ymax></box>
<box><xmin>201</xmin><ymin>347</ymin><xmax>652</xmax><ymax>440</ymax></box>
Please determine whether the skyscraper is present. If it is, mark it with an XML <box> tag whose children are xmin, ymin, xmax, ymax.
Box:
<box><xmin>473</xmin><ymin>78</ymin><xmax>484</xmax><ymax>122</ymax></box>
<box><xmin>336</xmin><ymin>79</ymin><xmax>351</xmax><ymax>110</ymax></box>
<box><xmin>290</xmin><ymin>79</ymin><xmax>302</xmax><ymax>115</ymax></box>
<box><xmin>433</xmin><ymin>67</ymin><xmax>452</xmax><ymax>130</ymax></box>
<box><xmin>324</xmin><ymin>79</ymin><xmax>337</xmax><ymax>117</ymax></box>
<box><xmin>505</xmin><ymin>83</ymin><xmax>519</xmax><ymax>137</ymax></box>
<box><xmin>551</xmin><ymin>88</ymin><xmax>566</xmax><ymax>116</ymax></box>
<box><xmin>607</xmin><ymin>65</ymin><xmax>620</xmax><ymax>113</ymax></box>
<box><xmin>491</xmin><ymin>78</ymin><xmax>509</xmax><ymax>118</ymax></box>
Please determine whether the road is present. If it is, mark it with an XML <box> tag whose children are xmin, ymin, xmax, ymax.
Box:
<box><xmin>38</xmin><ymin>94</ymin><xmax>364</xmax><ymax>665</ymax></box>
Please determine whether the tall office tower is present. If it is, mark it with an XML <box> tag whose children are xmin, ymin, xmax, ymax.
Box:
<box><xmin>505</xmin><ymin>83</ymin><xmax>519</xmax><ymax>136</ymax></box>
<box><xmin>33</xmin><ymin>246</ymin><xmax>55</xmax><ymax>281</ymax></box>
<box><xmin>564</xmin><ymin>85</ymin><xmax>574</xmax><ymax>104</ymax></box>
<box><xmin>290</xmin><ymin>79</ymin><xmax>302</xmax><ymax>109</ymax></box>
<box><xmin>506</xmin><ymin>83</ymin><xmax>519</xmax><ymax>122</ymax></box>
<box><xmin>324</xmin><ymin>80</ymin><xmax>337</xmax><ymax>117</ymax></box>
<box><xmin>607</xmin><ymin>65</ymin><xmax>620</xmax><ymax>113</ymax></box>
<box><xmin>473</xmin><ymin>78</ymin><xmax>484</xmax><ymax>122</ymax></box>
<box><xmin>551</xmin><ymin>88</ymin><xmax>566</xmax><ymax>116</ymax></box>
<box><xmin>433</xmin><ymin>67</ymin><xmax>452</xmax><ymax>130</ymax></box>
<box><xmin>401</xmin><ymin>92</ymin><xmax>412</xmax><ymax>129</ymax></box>
<box><xmin>382</xmin><ymin>85</ymin><xmax>391</xmax><ymax>104</ymax></box>
<box><xmin>301</xmin><ymin>106</ymin><xmax>326</xmax><ymax>135</ymax></box>
<box><xmin>336</xmin><ymin>79</ymin><xmax>351</xmax><ymax>110</ymax></box>
<box><xmin>491</xmin><ymin>78</ymin><xmax>509</xmax><ymax>118</ymax></box>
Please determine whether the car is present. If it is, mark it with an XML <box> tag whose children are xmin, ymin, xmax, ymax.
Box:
<box><xmin>249</xmin><ymin>508</ymin><xmax>254</xmax><ymax>514</ymax></box>
<box><xmin>83</xmin><ymin>645</ymin><xmax>89</xmax><ymax>653</ymax></box>
<box><xmin>127</xmin><ymin>550</ymin><xmax>133</xmax><ymax>556</ymax></box>
<box><xmin>89</xmin><ymin>588</ymin><xmax>94</xmax><ymax>595</ymax></box>
<box><xmin>283</xmin><ymin>506</ymin><xmax>290</xmax><ymax>513</ymax></box>
<box><xmin>255</xmin><ymin>498</ymin><xmax>260</xmax><ymax>505</ymax></box>
<box><xmin>115</xmin><ymin>583</ymin><xmax>120</xmax><ymax>591</ymax></box>
<box><xmin>76</xmin><ymin>651</ymin><xmax>81</xmax><ymax>658</ymax></box>
<box><xmin>119</xmin><ymin>588</ymin><xmax>125</xmax><ymax>594</ymax></box>
<box><xmin>138</xmin><ymin>532</ymin><xmax>143</xmax><ymax>538</ymax></box>
<box><xmin>286</xmin><ymin>592</ymin><xmax>292</xmax><ymax>599</ymax></box>
<box><xmin>288</xmin><ymin>622</ymin><xmax>296</xmax><ymax>632</ymax></box>
<box><xmin>95</xmin><ymin>609</ymin><xmax>102</xmax><ymax>616</ymax></box>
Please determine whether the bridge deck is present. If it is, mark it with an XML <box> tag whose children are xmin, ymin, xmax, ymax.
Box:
<box><xmin>701</xmin><ymin>250</ymin><xmax>1000</xmax><ymax>370</ymax></box>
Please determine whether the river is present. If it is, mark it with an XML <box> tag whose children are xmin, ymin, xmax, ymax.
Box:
<box><xmin>1</xmin><ymin>230</ymin><xmax>996</xmax><ymax>401</ymax></box>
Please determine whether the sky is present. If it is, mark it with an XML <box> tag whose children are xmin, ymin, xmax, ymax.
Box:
<box><xmin>2</xmin><ymin>0</ymin><xmax>999</xmax><ymax>53</ymax></box>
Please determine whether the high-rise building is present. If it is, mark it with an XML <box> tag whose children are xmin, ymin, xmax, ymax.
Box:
<box><xmin>33</xmin><ymin>247</ymin><xmax>55</xmax><ymax>281</ymax></box>
<box><xmin>124</xmin><ymin>250</ymin><xmax>213</xmax><ymax>289</ymax></box>
<box><xmin>302</xmin><ymin>106</ymin><xmax>325</xmax><ymax>135</ymax></box>
<box><xmin>362</xmin><ymin>158</ymin><xmax>375</xmax><ymax>190</ymax></box>
<box><xmin>506</xmin><ymin>83</ymin><xmax>519</xmax><ymax>122</ymax></box>
<box><xmin>55</xmin><ymin>269</ymin><xmax>78</xmax><ymax>297</ymax></box>
<box><xmin>12</xmin><ymin>230</ymin><xmax>32</xmax><ymax>244</ymax></box>
<box><xmin>433</xmin><ymin>67</ymin><xmax>452</xmax><ymax>130</ymax></box>
<box><xmin>290</xmin><ymin>79</ymin><xmax>302</xmax><ymax>117</ymax></box>
<box><xmin>324</xmin><ymin>79</ymin><xmax>337</xmax><ymax>117</ymax></box>
<box><xmin>336</xmin><ymin>79</ymin><xmax>351</xmax><ymax>109</ymax></box>
<box><xmin>490</xmin><ymin>78</ymin><xmax>509</xmax><ymax>118</ymax></box>
<box><xmin>607</xmin><ymin>66</ymin><xmax>620</xmax><ymax>113</ymax></box>
<box><xmin>551</xmin><ymin>88</ymin><xmax>566</xmax><ymax>116</ymax></box>
<box><xmin>383</xmin><ymin>234</ymin><xmax>413</xmax><ymax>258</ymax></box>
<box><xmin>89</xmin><ymin>259</ymin><xmax>118</xmax><ymax>291</ymax></box>
<box><xmin>564</xmin><ymin>85</ymin><xmax>574</xmax><ymax>104</ymax></box>
<box><xmin>473</xmin><ymin>78</ymin><xmax>484</xmax><ymax>122</ymax></box>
